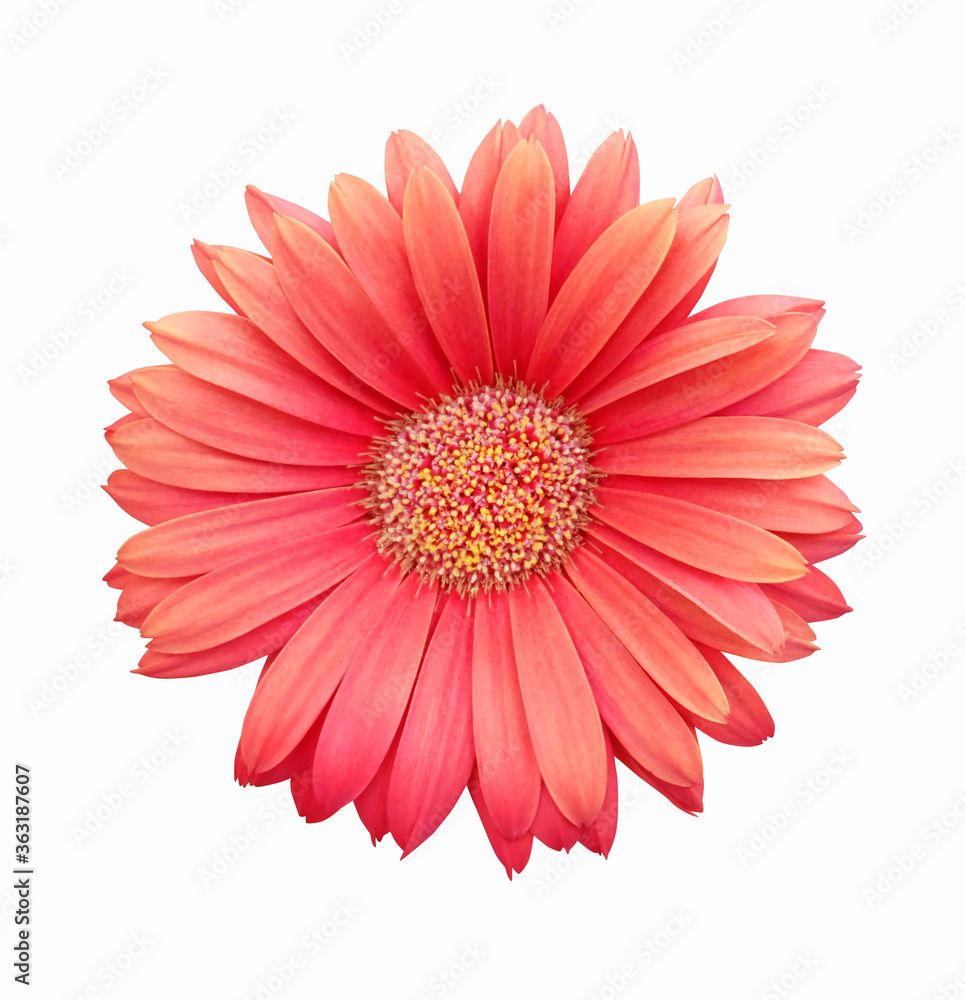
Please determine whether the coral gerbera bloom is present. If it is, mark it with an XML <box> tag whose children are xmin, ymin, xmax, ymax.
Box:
<box><xmin>104</xmin><ymin>106</ymin><xmax>860</xmax><ymax>876</ymax></box>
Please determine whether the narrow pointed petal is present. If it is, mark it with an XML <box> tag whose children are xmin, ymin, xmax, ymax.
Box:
<box><xmin>777</xmin><ymin>524</ymin><xmax>863</xmax><ymax>563</ymax></box>
<box><xmin>212</xmin><ymin>247</ymin><xmax>394</xmax><ymax>417</ymax></box>
<box><xmin>530</xmin><ymin>784</ymin><xmax>581</xmax><ymax>852</ymax></box>
<box><xmin>271</xmin><ymin>215</ymin><xmax>434</xmax><ymax>406</ymax></box>
<box><xmin>592</xmin><ymin>486</ymin><xmax>807</xmax><ymax>583</ymax></box>
<box><xmin>719</xmin><ymin>349</ymin><xmax>860</xmax><ymax>425</ymax></box>
<box><xmin>568</xmin><ymin>203</ymin><xmax>729</xmax><ymax>400</ymax></box>
<box><xmin>471</xmin><ymin>592</ymin><xmax>540</xmax><ymax>839</ymax></box>
<box><xmin>403</xmin><ymin>167</ymin><xmax>493</xmax><ymax>383</ymax></box>
<box><xmin>763</xmin><ymin>565</ymin><xmax>853</xmax><ymax>622</ymax></box>
<box><xmin>581</xmin><ymin>315</ymin><xmax>776</xmax><ymax>412</ymax></box>
<box><xmin>468</xmin><ymin>769</ymin><xmax>533</xmax><ymax>878</ymax></box>
<box><xmin>587</xmin><ymin>522</ymin><xmax>785</xmax><ymax>652</ymax></box>
<box><xmin>566</xmin><ymin>547</ymin><xmax>730</xmax><ymax>722</ymax></box>
<box><xmin>116</xmin><ymin>573</ymin><xmax>193</xmax><ymax>628</ymax></box>
<box><xmin>245</xmin><ymin>185</ymin><xmax>338</xmax><ymax>253</ymax></box>
<box><xmin>137</xmin><ymin>598</ymin><xmax>321</xmax><ymax>679</ymax></box>
<box><xmin>238</xmin><ymin>558</ymin><xmax>393</xmax><ymax>771</ymax></box>
<box><xmin>146</xmin><ymin>310</ymin><xmax>376</xmax><ymax>428</ymax></box>
<box><xmin>239</xmin><ymin>708</ymin><xmax>324</xmax><ymax>788</ymax></box>
<box><xmin>143</xmin><ymin>522</ymin><xmax>373</xmax><ymax>653</ymax></box>
<box><xmin>578</xmin><ymin>731</ymin><xmax>619</xmax><ymax>857</ymax></box>
<box><xmin>311</xmin><ymin>573</ymin><xmax>436</xmax><ymax>816</ymax></box>
<box><xmin>458</xmin><ymin>121</ymin><xmax>522</xmax><ymax>294</ymax></box>
<box><xmin>385</xmin><ymin>129</ymin><xmax>458</xmax><ymax>213</ymax></box>
<box><xmin>191</xmin><ymin>240</ymin><xmax>245</xmax><ymax>313</ymax></box>
<box><xmin>677</xmin><ymin>645</ymin><xmax>775</xmax><ymax>745</ymax></box>
<box><xmin>550</xmin><ymin>576</ymin><xmax>703</xmax><ymax>785</ymax></box>
<box><xmin>487</xmin><ymin>138</ymin><xmax>555</xmax><ymax>373</ymax></box>
<box><xmin>691</xmin><ymin>294</ymin><xmax>825</xmax><ymax>323</ymax></box>
<box><xmin>596</xmin><ymin>417</ymin><xmax>845</xmax><ymax>480</ymax></box>
<box><xmin>612</xmin><ymin>736</ymin><xmax>704</xmax><ymax>814</ymax></box>
<box><xmin>103</xmin><ymin>470</ymin><xmax>275</xmax><ymax>527</ymax></box>
<box><xmin>118</xmin><ymin>487</ymin><xmax>361</xmax><ymax>577</ymax></box>
<box><xmin>108</xmin><ymin>371</ymin><xmax>149</xmax><ymax>415</ymax></box>
<box><xmin>677</xmin><ymin>175</ymin><xmax>723</xmax><ymax>211</ymax></box>
<box><xmin>328</xmin><ymin>173</ymin><xmax>454</xmax><ymax>391</ymax></box>
<box><xmin>108</xmin><ymin>419</ymin><xmax>356</xmax><ymax>493</ymax></box>
<box><xmin>354</xmin><ymin>725</ymin><xmax>402</xmax><ymax>845</ymax></box>
<box><xmin>518</xmin><ymin>105</ymin><xmax>569</xmax><ymax>227</ymax></box>
<box><xmin>389</xmin><ymin>595</ymin><xmax>475</xmax><ymax>854</ymax></box>
<box><xmin>602</xmin><ymin>473</ymin><xmax>857</xmax><ymax>533</ymax></box>
<box><xmin>550</xmin><ymin>131</ymin><xmax>640</xmax><ymax>298</ymax></box>
<box><xmin>508</xmin><ymin>579</ymin><xmax>608</xmax><ymax>827</ymax></box>
<box><xmin>526</xmin><ymin>201</ymin><xmax>677</xmax><ymax>395</ymax></box>
<box><xmin>127</xmin><ymin>366</ymin><xmax>371</xmax><ymax>465</ymax></box>
<box><xmin>593</xmin><ymin>311</ymin><xmax>817</xmax><ymax>442</ymax></box>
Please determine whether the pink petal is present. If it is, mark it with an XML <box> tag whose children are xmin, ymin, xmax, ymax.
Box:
<box><xmin>586</xmin><ymin>522</ymin><xmax>785</xmax><ymax>653</ymax></box>
<box><xmin>471</xmin><ymin>592</ymin><xmax>540</xmax><ymax>839</ymax></box>
<box><xmin>677</xmin><ymin>175</ymin><xmax>723</xmax><ymax>211</ymax></box>
<box><xmin>127</xmin><ymin>366</ymin><xmax>371</xmax><ymax>465</ymax></box>
<box><xmin>135</xmin><ymin>597</ymin><xmax>322</xmax><ymax>678</ymax></box>
<box><xmin>103</xmin><ymin>470</ymin><xmax>279</xmax><ymax>527</ymax></box>
<box><xmin>526</xmin><ymin>200</ymin><xmax>677</xmax><ymax>396</ymax></box>
<box><xmin>518</xmin><ymin>105</ymin><xmax>569</xmax><ymax>227</ymax></box>
<box><xmin>567</xmin><ymin>203</ymin><xmax>729</xmax><ymax>400</ymax></box>
<box><xmin>458</xmin><ymin>121</ymin><xmax>522</xmax><ymax>295</ymax></box>
<box><xmin>118</xmin><ymin>487</ymin><xmax>362</xmax><ymax>577</ymax></box>
<box><xmin>402</xmin><ymin>167</ymin><xmax>493</xmax><ymax>383</ymax></box>
<box><xmin>354</xmin><ymin>724</ymin><xmax>402</xmax><ymax>845</ymax></box>
<box><xmin>385</xmin><ymin>129</ymin><xmax>459</xmax><ymax>214</ymax></box>
<box><xmin>487</xmin><ymin>138</ymin><xmax>555</xmax><ymax>374</ymax></box>
<box><xmin>676</xmin><ymin>645</ymin><xmax>774</xmax><ymax>746</ymax></box>
<box><xmin>763</xmin><ymin>565</ymin><xmax>853</xmax><ymax>622</ymax></box>
<box><xmin>191</xmin><ymin>240</ymin><xmax>245</xmax><ymax>314</ymax></box>
<box><xmin>581</xmin><ymin>315</ymin><xmax>776</xmax><ymax>413</ymax></box>
<box><xmin>508</xmin><ymin>579</ymin><xmax>608</xmax><ymax>827</ymax></box>
<box><xmin>388</xmin><ymin>594</ymin><xmax>475</xmax><ymax>854</ymax></box>
<box><xmin>777</xmin><ymin>524</ymin><xmax>863</xmax><ymax>563</ymax></box>
<box><xmin>592</xmin><ymin>486</ymin><xmax>807</xmax><ymax>583</ymax></box>
<box><xmin>311</xmin><ymin>573</ymin><xmax>436</xmax><ymax>816</ymax></box>
<box><xmin>238</xmin><ymin>558</ymin><xmax>394</xmax><ymax>772</ymax></box>
<box><xmin>142</xmin><ymin>522</ymin><xmax>374</xmax><ymax>653</ymax></box>
<box><xmin>212</xmin><ymin>247</ymin><xmax>394</xmax><ymax>417</ymax></box>
<box><xmin>328</xmin><ymin>173</ymin><xmax>454</xmax><ymax>392</ymax></box>
<box><xmin>146</xmin><ymin>310</ymin><xmax>376</xmax><ymax>428</ymax></box>
<box><xmin>718</xmin><ymin>349</ymin><xmax>861</xmax><ymax>425</ymax></box>
<box><xmin>596</xmin><ymin>416</ymin><xmax>845</xmax><ymax>479</ymax></box>
<box><xmin>593</xmin><ymin>311</ymin><xmax>817</xmax><ymax>442</ymax></box>
<box><xmin>468</xmin><ymin>768</ymin><xmax>533</xmax><ymax>878</ymax></box>
<box><xmin>612</xmin><ymin>735</ymin><xmax>704</xmax><ymax>814</ymax></box>
<box><xmin>530</xmin><ymin>784</ymin><xmax>581</xmax><ymax>852</ymax></box>
<box><xmin>600</xmin><ymin>473</ymin><xmax>857</xmax><ymax>533</ymax></box>
<box><xmin>565</xmin><ymin>547</ymin><xmax>730</xmax><ymax>722</ymax></box>
<box><xmin>577</xmin><ymin>731</ymin><xmax>619</xmax><ymax>857</ymax></box>
<box><xmin>271</xmin><ymin>215</ymin><xmax>436</xmax><ymax>406</ymax></box>
<box><xmin>108</xmin><ymin>419</ymin><xmax>357</xmax><ymax>493</ymax></box>
<box><xmin>550</xmin><ymin>576</ymin><xmax>703</xmax><ymax>785</ymax></box>
<box><xmin>549</xmin><ymin>131</ymin><xmax>639</xmax><ymax>298</ymax></box>
<box><xmin>245</xmin><ymin>185</ymin><xmax>338</xmax><ymax>253</ymax></box>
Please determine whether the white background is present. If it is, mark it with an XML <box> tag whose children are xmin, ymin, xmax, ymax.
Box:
<box><xmin>4</xmin><ymin>0</ymin><xmax>965</xmax><ymax>997</ymax></box>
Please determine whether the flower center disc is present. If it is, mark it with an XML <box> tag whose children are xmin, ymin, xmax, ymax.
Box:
<box><xmin>364</xmin><ymin>379</ymin><xmax>598</xmax><ymax>595</ymax></box>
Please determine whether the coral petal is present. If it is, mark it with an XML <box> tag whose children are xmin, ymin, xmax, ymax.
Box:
<box><xmin>403</xmin><ymin>167</ymin><xmax>493</xmax><ymax>383</ymax></box>
<box><xmin>385</xmin><ymin>129</ymin><xmax>459</xmax><ymax>214</ymax></box>
<box><xmin>311</xmin><ymin>574</ymin><xmax>435</xmax><ymax>816</ymax></box>
<box><xmin>472</xmin><ymin>593</ymin><xmax>540</xmax><ymax>839</ymax></box>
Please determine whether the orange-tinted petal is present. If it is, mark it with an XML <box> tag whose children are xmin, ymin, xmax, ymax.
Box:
<box><xmin>508</xmin><ymin>579</ymin><xmax>607</xmax><ymax>827</ymax></box>
<box><xmin>402</xmin><ymin>167</ymin><xmax>493</xmax><ymax>383</ymax></box>
<box><xmin>385</xmin><ymin>129</ymin><xmax>458</xmax><ymax>214</ymax></box>
<box><xmin>487</xmin><ymin>138</ymin><xmax>555</xmax><ymax>373</ymax></box>
<box><xmin>526</xmin><ymin>200</ymin><xmax>677</xmax><ymax>395</ymax></box>
<box><xmin>596</xmin><ymin>416</ymin><xmax>844</xmax><ymax>479</ymax></box>
<box><xmin>245</xmin><ymin>185</ymin><xmax>338</xmax><ymax>253</ymax></box>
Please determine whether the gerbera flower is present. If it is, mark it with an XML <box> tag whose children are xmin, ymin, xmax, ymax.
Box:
<box><xmin>104</xmin><ymin>106</ymin><xmax>860</xmax><ymax>876</ymax></box>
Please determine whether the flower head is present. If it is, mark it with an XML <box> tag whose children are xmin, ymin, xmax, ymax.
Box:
<box><xmin>105</xmin><ymin>107</ymin><xmax>860</xmax><ymax>875</ymax></box>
